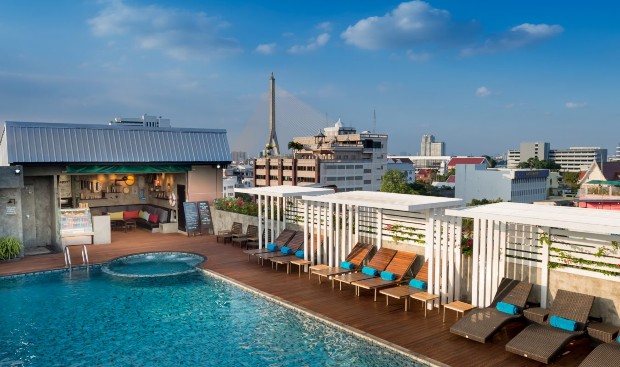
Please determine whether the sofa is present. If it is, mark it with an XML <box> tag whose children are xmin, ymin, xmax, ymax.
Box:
<box><xmin>90</xmin><ymin>204</ymin><xmax>172</xmax><ymax>231</ymax></box>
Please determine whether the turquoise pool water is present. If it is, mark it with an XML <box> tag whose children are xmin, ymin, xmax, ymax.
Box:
<box><xmin>0</xmin><ymin>253</ymin><xmax>428</xmax><ymax>367</ymax></box>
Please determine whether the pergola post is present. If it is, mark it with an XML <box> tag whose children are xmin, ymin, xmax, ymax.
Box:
<box><xmin>303</xmin><ymin>200</ymin><xmax>309</xmax><ymax>261</ymax></box>
<box><xmin>377</xmin><ymin>208</ymin><xmax>383</xmax><ymax>249</ymax></box>
<box><xmin>539</xmin><ymin>226</ymin><xmax>550</xmax><ymax>308</ymax></box>
<box><xmin>328</xmin><ymin>202</ymin><xmax>334</xmax><ymax>266</ymax></box>
<box><xmin>276</xmin><ymin>197</ymin><xmax>281</xmax><ymax>235</ymax></box>
<box><xmin>354</xmin><ymin>205</ymin><xmax>359</xmax><ymax>244</ymax></box>
<box><xmin>335</xmin><ymin>202</ymin><xmax>341</xmax><ymax>265</ymax></box>
<box><xmin>472</xmin><ymin>218</ymin><xmax>481</xmax><ymax>307</ymax></box>
<box><xmin>257</xmin><ymin>195</ymin><xmax>263</xmax><ymax>248</ymax></box>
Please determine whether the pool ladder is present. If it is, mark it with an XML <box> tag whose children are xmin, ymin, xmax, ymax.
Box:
<box><xmin>64</xmin><ymin>244</ymin><xmax>90</xmax><ymax>270</ymax></box>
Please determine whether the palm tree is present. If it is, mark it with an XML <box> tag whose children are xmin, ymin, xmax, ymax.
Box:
<box><xmin>287</xmin><ymin>141</ymin><xmax>304</xmax><ymax>156</ymax></box>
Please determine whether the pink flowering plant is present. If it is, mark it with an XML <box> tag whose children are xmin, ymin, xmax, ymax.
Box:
<box><xmin>214</xmin><ymin>197</ymin><xmax>258</xmax><ymax>216</ymax></box>
<box><xmin>461</xmin><ymin>236</ymin><xmax>473</xmax><ymax>256</ymax></box>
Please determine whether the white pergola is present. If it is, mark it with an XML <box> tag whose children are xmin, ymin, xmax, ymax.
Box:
<box><xmin>301</xmin><ymin>191</ymin><xmax>464</xmax><ymax>304</ymax></box>
<box><xmin>235</xmin><ymin>186</ymin><xmax>334</xmax><ymax>248</ymax></box>
<box><xmin>445</xmin><ymin>202</ymin><xmax>620</xmax><ymax>308</ymax></box>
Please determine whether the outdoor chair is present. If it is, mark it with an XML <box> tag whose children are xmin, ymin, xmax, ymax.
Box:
<box><xmin>379</xmin><ymin>260</ymin><xmax>429</xmax><ymax>310</ymax></box>
<box><xmin>243</xmin><ymin>229</ymin><xmax>296</xmax><ymax>261</ymax></box>
<box><xmin>578</xmin><ymin>338</ymin><xmax>620</xmax><ymax>367</ymax></box>
<box><xmin>216</xmin><ymin>222</ymin><xmax>242</xmax><ymax>243</ymax></box>
<box><xmin>331</xmin><ymin>247</ymin><xmax>397</xmax><ymax>291</ymax></box>
<box><xmin>243</xmin><ymin>225</ymin><xmax>259</xmax><ymax>248</ymax></box>
<box><xmin>256</xmin><ymin>231</ymin><xmax>306</xmax><ymax>265</ymax></box>
<box><xmin>505</xmin><ymin>289</ymin><xmax>595</xmax><ymax>364</ymax></box>
<box><xmin>310</xmin><ymin>242</ymin><xmax>375</xmax><ymax>284</ymax></box>
<box><xmin>352</xmin><ymin>250</ymin><xmax>418</xmax><ymax>301</ymax></box>
<box><xmin>449</xmin><ymin>278</ymin><xmax>533</xmax><ymax>343</ymax></box>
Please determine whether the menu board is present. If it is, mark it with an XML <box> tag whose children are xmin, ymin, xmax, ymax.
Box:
<box><xmin>197</xmin><ymin>201</ymin><xmax>214</xmax><ymax>234</ymax></box>
<box><xmin>182</xmin><ymin>202</ymin><xmax>200</xmax><ymax>236</ymax></box>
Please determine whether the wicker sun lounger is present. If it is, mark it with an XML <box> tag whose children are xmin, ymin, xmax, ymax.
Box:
<box><xmin>310</xmin><ymin>243</ymin><xmax>375</xmax><ymax>284</ymax></box>
<box><xmin>242</xmin><ymin>229</ymin><xmax>296</xmax><ymax>261</ymax></box>
<box><xmin>578</xmin><ymin>339</ymin><xmax>620</xmax><ymax>367</ymax></box>
<box><xmin>256</xmin><ymin>231</ymin><xmax>306</xmax><ymax>264</ymax></box>
<box><xmin>331</xmin><ymin>248</ymin><xmax>397</xmax><ymax>290</ymax></box>
<box><xmin>449</xmin><ymin>278</ymin><xmax>533</xmax><ymax>343</ymax></box>
<box><xmin>505</xmin><ymin>289</ymin><xmax>595</xmax><ymax>364</ymax></box>
<box><xmin>352</xmin><ymin>250</ymin><xmax>418</xmax><ymax>301</ymax></box>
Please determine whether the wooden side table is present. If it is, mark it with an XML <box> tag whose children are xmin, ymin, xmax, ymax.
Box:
<box><xmin>216</xmin><ymin>231</ymin><xmax>232</xmax><ymax>244</ymax></box>
<box><xmin>587</xmin><ymin>322</ymin><xmax>619</xmax><ymax>343</ymax></box>
<box><xmin>410</xmin><ymin>292</ymin><xmax>440</xmax><ymax>317</ymax></box>
<box><xmin>524</xmin><ymin>307</ymin><xmax>549</xmax><ymax>324</ymax></box>
<box><xmin>290</xmin><ymin>259</ymin><xmax>312</xmax><ymax>276</ymax></box>
<box><xmin>232</xmin><ymin>236</ymin><xmax>248</xmax><ymax>248</ymax></box>
<box><xmin>443</xmin><ymin>301</ymin><xmax>475</xmax><ymax>322</ymax></box>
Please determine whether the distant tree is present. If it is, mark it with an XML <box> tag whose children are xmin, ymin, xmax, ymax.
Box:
<box><xmin>483</xmin><ymin>155</ymin><xmax>497</xmax><ymax>168</ymax></box>
<box><xmin>562</xmin><ymin>171</ymin><xmax>581</xmax><ymax>189</ymax></box>
<box><xmin>467</xmin><ymin>198</ymin><xmax>503</xmax><ymax>207</ymax></box>
<box><xmin>380</xmin><ymin>170</ymin><xmax>413</xmax><ymax>194</ymax></box>
<box><xmin>435</xmin><ymin>169</ymin><xmax>455</xmax><ymax>182</ymax></box>
<box><xmin>287</xmin><ymin>141</ymin><xmax>304</xmax><ymax>154</ymax></box>
<box><xmin>517</xmin><ymin>157</ymin><xmax>561</xmax><ymax>170</ymax></box>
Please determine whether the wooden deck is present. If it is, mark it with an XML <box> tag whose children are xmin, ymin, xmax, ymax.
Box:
<box><xmin>0</xmin><ymin>230</ymin><xmax>594</xmax><ymax>366</ymax></box>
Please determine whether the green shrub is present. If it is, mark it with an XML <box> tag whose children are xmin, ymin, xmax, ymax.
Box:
<box><xmin>214</xmin><ymin>197</ymin><xmax>258</xmax><ymax>217</ymax></box>
<box><xmin>0</xmin><ymin>237</ymin><xmax>23</xmax><ymax>260</ymax></box>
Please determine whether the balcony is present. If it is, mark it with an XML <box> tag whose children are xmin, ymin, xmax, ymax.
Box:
<box><xmin>578</xmin><ymin>184</ymin><xmax>620</xmax><ymax>201</ymax></box>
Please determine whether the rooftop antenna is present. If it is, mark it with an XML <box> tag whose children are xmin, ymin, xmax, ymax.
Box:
<box><xmin>266</xmin><ymin>72</ymin><xmax>280</xmax><ymax>156</ymax></box>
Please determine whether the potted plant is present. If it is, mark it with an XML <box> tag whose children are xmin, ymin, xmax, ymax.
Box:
<box><xmin>0</xmin><ymin>237</ymin><xmax>23</xmax><ymax>260</ymax></box>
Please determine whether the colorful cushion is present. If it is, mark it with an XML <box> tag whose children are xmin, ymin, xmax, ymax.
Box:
<box><xmin>139</xmin><ymin>210</ymin><xmax>150</xmax><ymax>221</ymax></box>
<box><xmin>123</xmin><ymin>210</ymin><xmax>139</xmax><ymax>220</ymax></box>
<box><xmin>295</xmin><ymin>250</ymin><xmax>304</xmax><ymax>259</ymax></box>
<box><xmin>409</xmin><ymin>279</ymin><xmax>427</xmax><ymax>290</ymax></box>
<box><xmin>340</xmin><ymin>261</ymin><xmax>355</xmax><ymax>270</ymax></box>
<box><xmin>550</xmin><ymin>315</ymin><xmax>577</xmax><ymax>331</ymax></box>
<box><xmin>148</xmin><ymin>213</ymin><xmax>159</xmax><ymax>224</ymax></box>
<box><xmin>361</xmin><ymin>267</ymin><xmax>379</xmax><ymax>276</ymax></box>
<box><xmin>109</xmin><ymin>211</ymin><xmax>123</xmax><ymax>221</ymax></box>
<box><xmin>496</xmin><ymin>301</ymin><xmax>519</xmax><ymax>315</ymax></box>
<box><xmin>280</xmin><ymin>246</ymin><xmax>293</xmax><ymax>255</ymax></box>
<box><xmin>266</xmin><ymin>243</ymin><xmax>279</xmax><ymax>251</ymax></box>
<box><xmin>380</xmin><ymin>271</ymin><xmax>397</xmax><ymax>281</ymax></box>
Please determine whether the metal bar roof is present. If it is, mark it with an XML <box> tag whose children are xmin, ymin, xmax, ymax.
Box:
<box><xmin>235</xmin><ymin>186</ymin><xmax>334</xmax><ymax>198</ymax></box>
<box><xmin>445</xmin><ymin>202</ymin><xmax>620</xmax><ymax>235</ymax></box>
<box><xmin>302</xmin><ymin>191</ymin><xmax>464</xmax><ymax>211</ymax></box>
<box><xmin>2</xmin><ymin>121</ymin><xmax>231</xmax><ymax>164</ymax></box>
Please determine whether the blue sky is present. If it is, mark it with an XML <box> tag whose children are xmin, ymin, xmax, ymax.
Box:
<box><xmin>1</xmin><ymin>0</ymin><xmax>618</xmax><ymax>157</ymax></box>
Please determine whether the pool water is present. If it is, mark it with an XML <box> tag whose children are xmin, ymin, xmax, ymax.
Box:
<box><xmin>0</xmin><ymin>255</ymin><xmax>428</xmax><ymax>367</ymax></box>
<box><xmin>102</xmin><ymin>252</ymin><xmax>204</xmax><ymax>277</ymax></box>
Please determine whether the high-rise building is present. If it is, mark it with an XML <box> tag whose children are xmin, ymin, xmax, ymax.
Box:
<box><xmin>231</xmin><ymin>151</ymin><xmax>248</xmax><ymax>163</ymax></box>
<box><xmin>254</xmin><ymin>120</ymin><xmax>387</xmax><ymax>192</ymax></box>
<box><xmin>420</xmin><ymin>134</ymin><xmax>445</xmax><ymax>156</ymax></box>
<box><xmin>507</xmin><ymin>142</ymin><xmax>607</xmax><ymax>172</ymax></box>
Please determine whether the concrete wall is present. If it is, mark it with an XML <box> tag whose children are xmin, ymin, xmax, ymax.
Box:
<box><xmin>211</xmin><ymin>208</ymin><xmax>258</xmax><ymax>235</ymax></box>
<box><xmin>0</xmin><ymin>166</ymin><xmax>24</xmax><ymax>249</ymax></box>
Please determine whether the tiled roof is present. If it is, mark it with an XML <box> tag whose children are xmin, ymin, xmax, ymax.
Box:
<box><xmin>447</xmin><ymin>157</ymin><xmax>488</xmax><ymax>167</ymax></box>
<box><xmin>446</xmin><ymin>175</ymin><xmax>456</xmax><ymax>183</ymax></box>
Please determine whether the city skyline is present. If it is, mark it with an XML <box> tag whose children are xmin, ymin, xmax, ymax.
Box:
<box><xmin>1</xmin><ymin>0</ymin><xmax>618</xmax><ymax>156</ymax></box>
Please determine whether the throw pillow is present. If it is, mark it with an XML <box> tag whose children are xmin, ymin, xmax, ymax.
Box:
<box><xmin>148</xmin><ymin>213</ymin><xmax>159</xmax><ymax>224</ymax></box>
<box><xmin>109</xmin><ymin>211</ymin><xmax>123</xmax><ymax>221</ymax></box>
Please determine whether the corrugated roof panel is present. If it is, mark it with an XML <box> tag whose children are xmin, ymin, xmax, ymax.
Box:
<box><xmin>4</xmin><ymin>121</ymin><xmax>231</xmax><ymax>164</ymax></box>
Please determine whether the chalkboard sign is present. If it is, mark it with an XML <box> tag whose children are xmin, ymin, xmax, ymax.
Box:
<box><xmin>182</xmin><ymin>202</ymin><xmax>201</xmax><ymax>236</ymax></box>
<box><xmin>197</xmin><ymin>201</ymin><xmax>214</xmax><ymax>235</ymax></box>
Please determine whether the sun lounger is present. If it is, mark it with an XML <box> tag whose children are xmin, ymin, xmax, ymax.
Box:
<box><xmin>505</xmin><ymin>289</ymin><xmax>595</xmax><ymax>364</ymax></box>
<box><xmin>331</xmin><ymin>248</ymin><xmax>397</xmax><ymax>290</ymax></box>
<box><xmin>256</xmin><ymin>231</ymin><xmax>306</xmax><ymax>264</ymax></box>
<box><xmin>352</xmin><ymin>250</ymin><xmax>418</xmax><ymax>300</ymax></box>
<box><xmin>242</xmin><ymin>229</ymin><xmax>296</xmax><ymax>261</ymax></box>
<box><xmin>270</xmin><ymin>237</ymin><xmax>320</xmax><ymax>272</ymax></box>
<box><xmin>579</xmin><ymin>339</ymin><xmax>620</xmax><ymax>367</ymax></box>
<box><xmin>449</xmin><ymin>278</ymin><xmax>533</xmax><ymax>343</ymax></box>
<box><xmin>310</xmin><ymin>243</ymin><xmax>375</xmax><ymax>284</ymax></box>
<box><xmin>379</xmin><ymin>261</ymin><xmax>429</xmax><ymax>310</ymax></box>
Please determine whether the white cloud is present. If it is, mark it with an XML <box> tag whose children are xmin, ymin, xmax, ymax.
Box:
<box><xmin>462</xmin><ymin>23</ymin><xmax>563</xmax><ymax>56</ymax></box>
<box><xmin>565</xmin><ymin>102</ymin><xmax>587</xmax><ymax>109</ymax></box>
<box><xmin>341</xmin><ymin>1</ymin><xmax>478</xmax><ymax>50</ymax></box>
<box><xmin>316</xmin><ymin>22</ymin><xmax>333</xmax><ymax>31</ymax></box>
<box><xmin>475</xmin><ymin>86</ymin><xmax>492</xmax><ymax>97</ymax></box>
<box><xmin>255</xmin><ymin>43</ymin><xmax>276</xmax><ymax>55</ymax></box>
<box><xmin>406</xmin><ymin>50</ymin><xmax>431</xmax><ymax>61</ymax></box>
<box><xmin>288</xmin><ymin>33</ymin><xmax>330</xmax><ymax>54</ymax></box>
<box><xmin>89</xmin><ymin>0</ymin><xmax>241</xmax><ymax>61</ymax></box>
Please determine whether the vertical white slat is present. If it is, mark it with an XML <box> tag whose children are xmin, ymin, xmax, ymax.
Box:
<box><xmin>377</xmin><ymin>208</ymin><xmax>383</xmax><ymax>249</ymax></box>
<box><xmin>343</xmin><ymin>204</ymin><xmax>348</xmax><ymax>259</ymax></box>
<box><xmin>433</xmin><ymin>210</ymin><xmax>442</xmax><ymax>300</ymax></box>
<box><xmin>257</xmin><ymin>195</ymin><xmax>263</xmax><ymax>248</ymax></box>
<box><xmin>485</xmin><ymin>220</ymin><xmax>494</xmax><ymax>305</ymax></box>
<box><xmin>472</xmin><ymin>218</ymin><xmax>480</xmax><ymax>307</ymax></box>
<box><xmin>322</xmin><ymin>203</ymin><xmax>327</xmax><ymax>264</ymax></box>
<box><xmin>499</xmin><ymin>222</ymin><xmax>507</xmax><ymax>280</ymax></box>
<box><xmin>479</xmin><ymin>219</ymin><xmax>488</xmax><ymax>306</ymax></box>
<box><xmin>354</xmin><ymin>205</ymin><xmax>359</xmax><ymax>244</ymax></box>
<box><xmin>426</xmin><ymin>209</ymin><xmax>435</xmax><ymax>296</ymax></box>
<box><xmin>315</xmin><ymin>202</ymin><xmax>322</xmax><ymax>264</ymax></box>
<box><xmin>441</xmin><ymin>213</ymin><xmax>449</xmax><ymax>305</ymax></box>
<box><xmin>447</xmin><ymin>215</ymin><xmax>456</xmax><ymax>304</ymax></box>
<box><xmin>347</xmin><ymin>205</ymin><xmax>353</xmax><ymax>253</ymax></box>
<box><xmin>277</xmin><ymin>196</ymin><xmax>281</xmax><ymax>235</ymax></box>
<box><xmin>491</xmin><ymin>221</ymin><xmax>501</xmax><ymax>293</ymax></box>
<box><xmin>303</xmin><ymin>200</ymin><xmax>309</xmax><ymax>261</ymax></box>
<box><xmin>328</xmin><ymin>203</ymin><xmax>334</xmax><ymax>267</ymax></box>
<box><xmin>454</xmin><ymin>217</ymin><xmax>462</xmax><ymax>301</ymax></box>
<box><xmin>540</xmin><ymin>226</ymin><xmax>550</xmax><ymax>308</ymax></box>
<box><xmin>335</xmin><ymin>203</ymin><xmax>341</xmax><ymax>265</ymax></box>
<box><xmin>269</xmin><ymin>195</ymin><xmax>275</xmax><ymax>242</ymax></box>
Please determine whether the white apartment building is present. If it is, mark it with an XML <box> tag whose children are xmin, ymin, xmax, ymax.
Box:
<box><xmin>507</xmin><ymin>142</ymin><xmax>607</xmax><ymax>172</ymax></box>
<box><xmin>222</xmin><ymin>176</ymin><xmax>236</xmax><ymax>198</ymax></box>
<box><xmin>456</xmin><ymin>164</ymin><xmax>549</xmax><ymax>204</ymax></box>
<box><xmin>420</xmin><ymin>134</ymin><xmax>446</xmax><ymax>156</ymax></box>
<box><xmin>110</xmin><ymin>114</ymin><xmax>171</xmax><ymax>128</ymax></box>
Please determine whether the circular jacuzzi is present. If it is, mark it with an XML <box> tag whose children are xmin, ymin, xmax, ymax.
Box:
<box><xmin>102</xmin><ymin>252</ymin><xmax>205</xmax><ymax>278</ymax></box>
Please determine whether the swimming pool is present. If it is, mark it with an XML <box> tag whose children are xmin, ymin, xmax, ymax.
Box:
<box><xmin>0</xmin><ymin>253</ymin><xmax>431</xmax><ymax>366</ymax></box>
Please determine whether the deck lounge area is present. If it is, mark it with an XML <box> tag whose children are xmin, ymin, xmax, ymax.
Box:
<box><xmin>0</xmin><ymin>231</ymin><xmax>594</xmax><ymax>367</ymax></box>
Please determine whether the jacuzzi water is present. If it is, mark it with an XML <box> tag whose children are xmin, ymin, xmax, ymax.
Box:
<box><xmin>0</xmin><ymin>253</ymin><xmax>429</xmax><ymax>367</ymax></box>
<box><xmin>102</xmin><ymin>252</ymin><xmax>204</xmax><ymax>277</ymax></box>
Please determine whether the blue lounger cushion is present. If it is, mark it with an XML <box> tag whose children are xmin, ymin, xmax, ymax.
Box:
<box><xmin>380</xmin><ymin>271</ymin><xmax>397</xmax><ymax>281</ymax></box>
<box><xmin>550</xmin><ymin>315</ymin><xmax>577</xmax><ymax>331</ymax></box>
<box><xmin>361</xmin><ymin>267</ymin><xmax>379</xmax><ymax>276</ymax></box>
<box><xmin>295</xmin><ymin>250</ymin><xmax>304</xmax><ymax>258</ymax></box>
<box><xmin>409</xmin><ymin>279</ymin><xmax>427</xmax><ymax>290</ymax></box>
<box><xmin>266</xmin><ymin>243</ymin><xmax>278</xmax><ymax>251</ymax></box>
<box><xmin>496</xmin><ymin>301</ymin><xmax>519</xmax><ymax>315</ymax></box>
<box><xmin>340</xmin><ymin>261</ymin><xmax>355</xmax><ymax>270</ymax></box>
<box><xmin>280</xmin><ymin>246</ymin><xmax>293</xmax><ymax>255</ymax></box>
